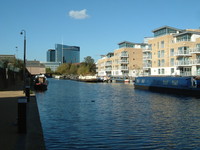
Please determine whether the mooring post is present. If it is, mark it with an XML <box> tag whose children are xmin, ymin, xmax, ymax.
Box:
<box><xmin>18</xmin><ymin>97</ymin><xmax>27</xmax><ymax>133</ymax></box>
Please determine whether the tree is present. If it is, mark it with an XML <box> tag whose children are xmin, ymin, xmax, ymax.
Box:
<box><xmin>56</xmin><ymin>63</ymin><xmax>68</xmax><ymax>74</ymax></box>
<box><xmin>84</xmin><ymin>56</ymin><xmax>94</xmax><ymax>64</ymax></box>
<box><xmin>46</xmin><ymin>68</ymin><xmax>53</xmax><ymax>74</ymax></box>
<box><xmin>69</xmin><ymin>64</ymin><xmax>78</xmax><ymax>74</ymax></box>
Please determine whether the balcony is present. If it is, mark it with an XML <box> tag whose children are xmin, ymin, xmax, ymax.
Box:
<box><xmin>105</xmin><ymin>67</ymin><xmax>112</xmax><ymax>71</ymax></box>
<box><xmin>143</xmin><ymin>55</ymin><xmax>152</xmax><ymax>60</ymax></box>
<box><xmin>119</xmin><ymin>60</ymin><xmax>129</xmax><ymax>64</ymax></box>
<box><xmin>190</xmin><ymin>47</ymin><xmax>200</xmax><ymax>54</ymax></box>
<box><xmin>143</xmin><ymin>48</ymin><xmax>152</xmax><ymax>52</ymax></box>
<box><xmin>192</xmin><ymin>59</ymin><xmax>200</xmax><ymax>65</ymax></box>
<box><xmin>119</xmin><ymin>66</ymin><xmax>128</xmax><ymax>70</ymax></box>
<box><xmin>175</xmin><ymin>60</ymin><xmax>192</xmax><ymax>67</ymax></box>
<box><xmin>105</xmin><ymin>62</ymin><xmax>112</xmax><ymax>66</ymax></box>
<box><xmin>119</xmin><ymin>53</ymin><xmax>129</xmax><ymax>57</ymax></box>
<box><xmin>174</xmin><ymin>51</ymin><xmax>191</xmax><ymax>57</ymax></box>
<box><xmin>143</xmin><ymin>63</ymin><xmax>152</xmax><ymax>68</ymax></box>
<box><xmin>180</xmin><ymin>71</ymin><xmax>192</xmax><ymax>76</ymax></box>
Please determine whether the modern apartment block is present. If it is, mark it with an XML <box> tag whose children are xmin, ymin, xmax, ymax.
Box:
<box><xmin>96</xmin><ymin>26</ymin><xmax>200</xmax><ymax>77</ymax></box>
<box><xmin>97</xmin><ymin>41</ymin><xmax>144</xmax><ymax>77</ymax></box>
<box><xmin>147</xmin><ymin>26</ymin><xmax>200</xmax><ymax>76</ymax></box>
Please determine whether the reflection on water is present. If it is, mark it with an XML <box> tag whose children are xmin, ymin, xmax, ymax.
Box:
<box><xmin>36</xmin><ymin>79</ymin><xmax>200</xmax><ymax>149</ymax></box>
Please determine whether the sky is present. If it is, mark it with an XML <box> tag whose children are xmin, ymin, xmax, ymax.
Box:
<box><xmin>0</xmin><ymin>0</ymin><xmax>200</xmax><ymax>62</ymax></box>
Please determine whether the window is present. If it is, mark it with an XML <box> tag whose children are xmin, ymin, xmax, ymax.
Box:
<box><xmin>170</xmin><ymin>58</ymin><xmax>174</xmax><ymax>66</ymax></box>
<box><xmin>158</xmin><ymin>60</ymin><xmax>161</xmax><ymax>67</ymax></box>
<box><xmin>161</xmin><ymin>50</ymin><xmax>165</xmax><ymax>58</ymax></box>
<box><xmin>170</xmin><ymin>49</ymin><xmax>174</xmax><ymax>56</ymax></box>
<box><xmin>171</xmin><ymin>68</ymin><xmax>175</xmax><ymax>74</ymax></box>
<box><xmin>158</xmin><ymin>51</ymin><xmax>160</xmax><ymax>58</ymax></box>
<box><xmin>161</xmin><ymin>41</ymin><xmax>164</xmax><ymax>48</ymax></box>
<box><xmin>178</xmin><ymin>46</ymin><xmax>189</xmax><ymax>54</ymax></box>
<box><xmin>161</xmin><ymin>59</ymin><xmax>165</xmax><ymax>66</ymax></box>
<box><xmin>177</xmin><ymin>34</ymin><xmax>191</xmax><ymax>42</ymax></box>
<box><xmin>162</xmin><ymin>69</ymin><xmax>165</xmax><ymax>74</ymax></box>
<box><xmin>172</xmin><ymin>80</ymin><xmax>178</xmax><ymax>86</ymax></box>
<box><xmin>158</xmin><ymin>69</ymin><xmax>160</xmax><ymax>74</ymax></box>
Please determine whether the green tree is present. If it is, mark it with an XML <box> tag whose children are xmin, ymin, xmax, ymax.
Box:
<box><xmin>56</xmin><ymin>63</ymin><xmax>68</xmax><ymax>74</ymax></box>
<box><xmin>84</xmin><ymin>56</ymin><xmax>94</xmax><ymax>64</ymax></box>
<box><xmin>69</xmin><ymin>64</ymin><xmax>78</xmax><ymax>74</ymax></box>
<box><xmin>46</xmin><ymin>68</ymin><xmax>53</xmax><ymax>74</ymax></box>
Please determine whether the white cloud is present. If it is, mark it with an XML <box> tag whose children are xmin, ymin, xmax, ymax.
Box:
<box><xmin>69</xmin><ymin>9</ymin><xmax>89</xmax><ymax>19</ymax></box>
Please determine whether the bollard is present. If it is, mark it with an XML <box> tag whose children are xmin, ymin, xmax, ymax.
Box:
<box><xmin>25</xmin><ymin>86</ymin><xmax>30</xmax><ymax>102</ymax></box>
<box><xmin>18</xmin><ymin>97</ymin><xmax>27</xmax><ymax>133</ymax></box>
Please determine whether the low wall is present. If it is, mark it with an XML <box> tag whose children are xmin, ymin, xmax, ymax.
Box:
<box><xmin>0</xmin><ymin>68</ymin><xmax>23</xmax><ymax>90</ymax></box>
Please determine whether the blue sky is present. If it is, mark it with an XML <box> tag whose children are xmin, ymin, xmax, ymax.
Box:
<box><xmin>0</xmin><ymin>0</ymin><xmax>200</xmax><ymax>62</ymax></box>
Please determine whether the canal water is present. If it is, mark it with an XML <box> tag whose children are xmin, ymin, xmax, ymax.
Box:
<box><xmin>36</xmin><ymin>78</ymin><xmax>200</xmax><ymax>149</ymax></box>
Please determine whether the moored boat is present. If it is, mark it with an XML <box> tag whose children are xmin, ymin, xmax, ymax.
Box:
<box><xmin>134</xmin><ymin>76</ymin><xmax>200</xmax><ymax>96</ymax></box>
<box><xmin>78</xmin><ymin>75</ymin><xmax>103</xmax><ymax>82</ymax></box>
<box><xmin>34</xmin><ymin>74</ymin><xmax>48</xmax><ymax>91</ymax></box>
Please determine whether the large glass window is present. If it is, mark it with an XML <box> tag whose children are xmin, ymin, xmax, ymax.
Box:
<box><xmin>177</xmin><ymin>34</ymin><xmax>191</xmax><ymax>42</ymax></box>
<box><xmin>178</xmin><ymin>46</ymin><xmax>189</xmax><ymax>54</ymax></box>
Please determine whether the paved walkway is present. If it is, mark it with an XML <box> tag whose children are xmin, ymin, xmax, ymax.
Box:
<box><xmin>0</xmin><ymin>90</ymin><xmax>46</xmax><ymax>150</ymax></box>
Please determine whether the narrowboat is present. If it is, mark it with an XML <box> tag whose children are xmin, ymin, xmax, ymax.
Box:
<box><xmin>34</xmin><ymin>74</ymin><xmax>48</xmax><ymax>91</ymax></box>
<box><xmin>134</xmin><ymin>76</ymin><xmax>200</xmax><ymax>96</ymax></box>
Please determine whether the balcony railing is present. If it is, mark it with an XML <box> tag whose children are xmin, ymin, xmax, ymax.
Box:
<box><xmin>175</xmin><ymin>60</ymin><xmax>192</xmax><ymax>66</ymax></box>
<box><xmin>105</xmin><ymin>62</ymin><xmax>112</xmax><ymax>66</ymax></box>
<box><xmin>191</xmin><ymin>59</ymin><xmax>200</xmax><ymax>65</ymax></box>
<box><xmin>143</xmin><ymin>55</ymin><xmax>152</xmax><ymax>60</ymax></box>
<box><xmin>119</xmin><ymin>60</ymin><xmax>129</xmax><ymax>64</ymax></box>
<box><xmin>119</xmin><ymin>53</ymin><xmax>129</xmax><ymax>57</ymax></box>
<box><xmin>174</xmin><ymin>51</ymin><xmax>191</xmax><ymax>57</ymax></box>
<box><xmin>105</xmin><ymin>67</ymin><xmax>112</xmax><ymax>71</ymax></box>
<box><xmin>143</xmin><ymin>63</ymin><xmax>152</xmax><ymax>68</ymax></box>
<box><xmin>119</xmin><ymin>66</ymin><xmax>128</xmax><ymax>70</ymax></box>
<box><xmin>180</xmin><ymin>71</ymin><xmax>192</xmax><ymax>76</ymax></box>
<box><xmin>143</xmin><ymin>48</ymin><xmax>152</xmax><ymax>52</ymax></box>
<box><xmin>190</xmin><ymin>47</ymin><xmax>200</xmax><ymax>54</ymax></box>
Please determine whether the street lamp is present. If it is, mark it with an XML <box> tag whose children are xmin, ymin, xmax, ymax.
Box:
<box><xmin>20</xmin><ymin>30</ymin><xmax>26</xmax><ymax>90</ymax></box>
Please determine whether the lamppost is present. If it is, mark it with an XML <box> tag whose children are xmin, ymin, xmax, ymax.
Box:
<box><xmin>20</xmin><ymin>30</ymin><xmax>26</xmax><ymax>90</ymax></box>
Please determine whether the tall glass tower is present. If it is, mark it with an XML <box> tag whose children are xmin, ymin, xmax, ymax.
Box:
<box><xmin>55</xmin><ymin>44</ymin><xmax>80</xmax><ymax>63</ymax></box>
<box><xmin>47</xmin><ymin>49</ymin><xmax>56</xmax><ymax>62</ymax></box>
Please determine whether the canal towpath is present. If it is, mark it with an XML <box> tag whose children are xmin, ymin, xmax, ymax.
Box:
<box><xmin>0</xmin><ymin>88</ymin><xmax>45</xmax><ymax>149</ymax></box>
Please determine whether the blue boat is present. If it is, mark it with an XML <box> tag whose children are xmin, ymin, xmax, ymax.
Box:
<box><xmin>134</xmin><ymin>76</ymin><xmax>200</xmax><ymax>96</ymax></box>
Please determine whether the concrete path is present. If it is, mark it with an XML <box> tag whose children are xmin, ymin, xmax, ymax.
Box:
<box><xmin>0</xmin><ymin>90</ymin><xmax>46</xmax><ymax>150</ymax></box>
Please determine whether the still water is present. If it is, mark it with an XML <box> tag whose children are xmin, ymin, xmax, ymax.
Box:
<box><xmin>36</xmin><ymin>79</ymin><xmax>200</xmax><ymax>149</ymax></box>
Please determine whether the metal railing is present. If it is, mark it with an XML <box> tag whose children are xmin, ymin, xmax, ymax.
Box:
<box><xmin>190</xmin><ymin>47</ymin><xmax>200</xmax><ymax>53</ymax></box>
<box><xmin>175</xmin><ymin>60</ymin><xmax>192</xmax><ymax>66</ymax></box>
<box><xmin>174</xmin><ymin>51</ymin><xmax>191</xmax><ymax>56</ymax></box>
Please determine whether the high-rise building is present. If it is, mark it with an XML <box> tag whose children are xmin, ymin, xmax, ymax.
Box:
<box><xmin>47</xmin><ymin>49</ymin><xmax>56</xmax><ymax>62</ymax></box>
<box><xmin>55</xmin><ymin>44</ymin><xmax>80</xmax><ymax>64</ymax></box>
